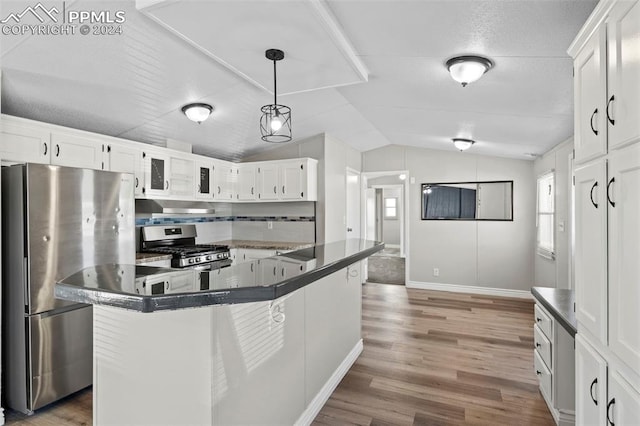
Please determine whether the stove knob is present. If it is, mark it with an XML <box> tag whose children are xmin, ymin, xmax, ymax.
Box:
<box><xmin>196</xmin><ymin>257</ymin><xmax>201</xmax><ymax>263</ymax></box>
<box><xmin>206</xmin><ymin>255</ymin><xmax>212</xmax><ymax>261</ymax></box>
<box><xmin>188</xmin><ymin>259</ymin><xmax>195</xmax><ymax>264</ymax></box>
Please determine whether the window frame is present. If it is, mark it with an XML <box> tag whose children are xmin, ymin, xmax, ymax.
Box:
<box><xmin>536</xmin><ymin>170</ymin><xmax>555</xmax><ymax>260</ymax></box>
<box><xmin>384</xmin><ymin>197</ymin><xmax>398</xmax><ymax>220</ymax></box>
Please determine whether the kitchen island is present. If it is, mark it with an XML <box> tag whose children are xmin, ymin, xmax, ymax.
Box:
<box><xmin>56</xmin><ymin>239</ymin><xmax>383</xmax><ymax>426</ymax></box>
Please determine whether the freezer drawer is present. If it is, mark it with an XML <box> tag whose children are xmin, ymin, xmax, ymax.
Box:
<box><xmin>28</xmin><ymin>306</ymin><xmax>93</xmax><ymax>412</ymax></box>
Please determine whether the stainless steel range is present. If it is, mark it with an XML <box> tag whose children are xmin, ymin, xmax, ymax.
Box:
<box><xmin>141</xmin><ymin>224</ymin><xmax>231</xmax><ymax>270</ymax></box>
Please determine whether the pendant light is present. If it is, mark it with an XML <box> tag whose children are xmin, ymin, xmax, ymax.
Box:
<box><xmin>446</xmin><ymin>55</ymin><xmax>493</xmax><ymax>87</ymax></box>
<box><xmin>181</xmin><ymin>103</ymin><xmax>213</xmax><ymax>123</ymax></box>
<box><xmin>453</xmin><ymin>138</ymin><xmax>475</xmax><ymax>151</ymax></box>
<box><xmin>260</xmin><ymin>49</ymin><xmax>292</xmax><ymax>143</ymax></box>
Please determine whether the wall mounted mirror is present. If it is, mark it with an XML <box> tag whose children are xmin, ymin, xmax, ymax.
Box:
<box><xmin>421</xmin><ymin>181</ymin><xmax>513</xmax><ymax>221</ymax></box>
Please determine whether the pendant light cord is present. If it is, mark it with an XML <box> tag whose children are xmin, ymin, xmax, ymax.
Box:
<box><xmin>273</xmin><ymin>59</ymin><xmax>278</xmax><ymax>106</ymax></box>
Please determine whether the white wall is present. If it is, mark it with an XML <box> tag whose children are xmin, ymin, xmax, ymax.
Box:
<box><xmin>533</xmin><ymin>138</ymin><xmax>573</xmax><ymax>289</ymax></box>
<box><xmin>363</xmin><ymin>145</ymin><xmax>536</xmax><ymax>292</ymax></box>
<box><xmin>244</xmin><ymin>133</ymin><xmax>361</xmax><ymax>244</ymax></box>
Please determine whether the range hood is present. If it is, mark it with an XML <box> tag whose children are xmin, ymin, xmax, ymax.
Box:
<box><xmin>135</xmin><ymin>199</ymin><xmax>216</xmax><ymax>215</ymax></box>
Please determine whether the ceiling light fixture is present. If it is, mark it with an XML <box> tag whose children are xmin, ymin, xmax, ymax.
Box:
<box><xmin>453</xmin><ymin>138</ymin><xmax>475</xmax><ymax>151</ymax></box>
<box><xmin>399</xmin><ymin>174</ymin><xmax>407</xmax><ymax>180</ymax></box>
<box><xmin>260</xmin><ymin>48</ymin><xmax>292</xmax><ymax>143</ymax></box>
<box><xmin>181</xmin><ymin>103</ymin><xmax>213</xmax><ymax>124</ymax></box>
<box><xmin>445</xmin><ymin>55</ymin><xmax>493</xmax><ymax>87</ymax></box>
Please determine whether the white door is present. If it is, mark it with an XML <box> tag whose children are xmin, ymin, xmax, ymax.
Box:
<box><xmin>608</xmin><ymin>143</ymin><xmax>640</xmax><ymax>370</ymax></box>
<box><xmin>143</xmin><ymin>152</ymin><xmax>170</xmax><ymax>197</ymax></box>
<box><xmin>574</xmin><ymin>26</ymin><xmax>607</xmax><ymax>164</ymax></box>
<box><xmin>575</xmin><ymin>335</ymin><xmax>608</xmax><ymax>426</ymax></box>
<box><xmin>51</xmin><ymin>131</ymin><xmax>105</xmax><ymax>170</ymax></box>
<box><xmin>280</xmin><ymin>161</ymin><xmax>304</xmax><ymax>200</ymax></box>
<box><xmin>257</xmin><ymin>163</ymin><xmax>279</xmax><ymax>201</ymax></box>
<box><xmin>574</xmin><ymin>159</ymin><xmax>608</xmax><ymax>344</ymax></box>
<box><xmin>237</xmin><ymin>164</ymin><xmax>257</xmax><ymax>201</ymax></box>
<box><xmin>107</xmin><ymin>143</ymin><xmax>144</xmax><ymax>196</ymax></box>
<box><xmin>365</xmin><ymin>188</ymin><xmax>376</xmax><ymax>240</ymax></box>
<box><xmin>609</xmin><ymin>370</ymin><xmax>640</xmax><ymax>426</ymax></box>
<box><xmin>346</xmin><ymin>169</ymin><xmax>361</xmax><ymax>239</ymax></box>
<box><xmin>607</xmin><ymin>0</ymin><xmax>640</xmax><ymax>150</ymax></box>
<box><xmin>212</xmin><ymin>160</ymin><xmax>235</xmax><ymax>201</ymax></box>
<box><xmin>168</xmin><ymin>156</ymin><xmax>194</xmax><ymax>198</ymax></box>
<box><xmin>0</xmin><ymin>120</ymin><xmax>50</xmax><ymax>164</ymax></box>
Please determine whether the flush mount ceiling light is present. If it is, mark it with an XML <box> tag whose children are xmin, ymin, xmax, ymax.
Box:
<box><xmin>453</xmin><ymin>138</ymin><xmax>475</xmax><ymax>151</ymax></box>
<box><xmin>181</xmin><ymin>103</ymin><xmax>213</xmax><ymax>124</ymax></box>
<box><xmin>399</xmin><ymin>174</ymin><xmax>407</xmax><ymax>180</ymax></box>
<box><xmin>445</xmin><ymin>55</ymin><xmax>493</xmax><ymax>87</ymax></box>
<box><xmin>260</xmin><ymin>48</ymin><xmax>292</xmax><ymax>143</ymax></box>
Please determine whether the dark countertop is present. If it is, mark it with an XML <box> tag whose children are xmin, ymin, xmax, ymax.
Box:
<box><xmin>56</xmin><ymin>239</ymin><xmax>384</xmax><ymax>313</ymax></box>
<box><xmin>531</xmin><ymin>287</ymin><xmax>576</xmax><ymax>337</ymax></box>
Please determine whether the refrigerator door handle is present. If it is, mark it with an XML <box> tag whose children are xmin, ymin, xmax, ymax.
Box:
<box><xmin>23</xmin><ymin>257</ymin><xmax>29</xmax><ymax>310</ymax></box>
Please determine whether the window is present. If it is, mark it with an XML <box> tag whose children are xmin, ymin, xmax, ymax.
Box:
<box><xmin>537</xmin><ymin>171</ymin><xmax>555</xmax><ymax>259</ymax></box>
<box><xmin>384</xmin><ymin>197</ymin><xmax>398</xmax><ymax>219</ymax></box>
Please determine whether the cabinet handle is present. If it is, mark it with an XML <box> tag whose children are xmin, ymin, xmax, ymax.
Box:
<box><xmin>535</xmin><ymin>370</ymin><xmax>542</xmax><ymax>376</ymax></box>
<box><xmin>590</xmin><ymin>108</ymin><xmax>599</xmax><ymax>135</ymax></box>
<box><xmin>606</xmin><ymin>95</ymin><xmax>615</xmax><ymax>126</ymax></box>
<box><xmin>281</xmin><ymin>267</ymin><xmax>285</xmax><ymax>277</ymax></box>
<box><xmin>270</xmin><ymin>303</ymin><xmax>285</xmax><ymax>324</ymax></box>
<box><xmin>273</xmin><ymin>266</ymin><xmax>276</xmax><ymax>275</ymax></box>
<box><xmin>607</xmin><ymin>398</ymin><xmax>615</xmax><ymax>426</ymax></box>
<box><xmin>535</xmin><ymin>342</ymin><xmax>541</xmax><ymax>348</ymax></box>
<box><xmin>107</xmin><ymin>145</ymin><xmax>112</xmax><ymax>153</ymax></box>
<box><xmin>165</xmin><ymin>180</ymin><xmax>169</xmax><ymax>190</ymax></box>
<box><xmin>251</xmin><ymin>187</ymin><xmax>254</xmax><ymax>195</ymax></box>
<box><xmin>43</xmin><ymin>143</ymin><xmax>48</xmax><ymax>156</ymax></box>
<box><xmin>55</xmin><ymin>144</ymin><xmax>60</xmax><ymax>157</ymax></box>
<box><xmin>282</xmin><ymin>185</ymin><xmax>285</xmax><ymax>194</ymax></box>
<box><xmin>218</xmin><ymin>186</ymin><xmax>221</xmax><ymax>194</ymax></box>
<box><xmin>250</xmin><ymin>263</ymin><xmax>253</xmax><ymax>272</ymax></box>
<box><xmin>536</xmin><ymin>317</ymin><xmax>542</xmax><ymax>322</ymax></box>
<box><xmin>590</xmin><ymin>181</ymin><xmax>598</xmax><ymax>209</ymax></box>
<box><xmin>273</xmin><ymin>186</ymin><xmax>277</xmax><ymax>194</ymax></box>
<box><xmin>589</xmin><ymin>378</ymin><xmax>598</xmax><ymax>406</ymax></box>
<box><xmin>135</xmin><ymin>177</ymin><xmax>139</xmax><ymax>188</ymax></box>
<box><xmin>607</xmin><ymin>177</ymin><xmax>615</xmax><ymax>208</ymax></box>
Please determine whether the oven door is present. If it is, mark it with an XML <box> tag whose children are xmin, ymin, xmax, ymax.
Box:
<box><xmin>185</xmin><ymin>258</ymin><xmax>232</xmax><ymax>271</ymax></box>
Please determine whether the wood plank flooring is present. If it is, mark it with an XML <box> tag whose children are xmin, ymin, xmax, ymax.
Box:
<box><xmin>3</xmin><ymin>283</ymin><xmax>553</xmax><ymax>426</ymax></box>
<box><xmin>312</xmin><ymin>283</ymin><xmax>554</xmax><ymax>426</ymax></box>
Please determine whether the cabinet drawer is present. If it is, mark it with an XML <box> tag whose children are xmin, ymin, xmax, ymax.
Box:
<box><xmin>534</xmin><ymin>350</ymin><xmax>552</xmax><ymax>403</ymax></box>
<box><xmin>534</xmin><ymin>304</ymin><xmax>553</xmax><ymax>339</ymax></box>
<box><xmin>534</xmin><ymin>324</ymin><xmax>552</xmax><ymax>370</ymax></box>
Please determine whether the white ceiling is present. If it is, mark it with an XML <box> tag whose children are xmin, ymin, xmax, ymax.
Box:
<box><xmin>0</xmin><ymin>0</ymin><xmax>597</xmax><ymax>161</ymax></box>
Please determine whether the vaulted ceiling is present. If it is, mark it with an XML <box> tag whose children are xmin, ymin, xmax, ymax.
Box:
<box><xmin>0</xmin><ymin>0</ymin><xmax>597</xmax><ymax>161</ymax></box>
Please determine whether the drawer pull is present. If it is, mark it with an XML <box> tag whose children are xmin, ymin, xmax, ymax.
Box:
<box><xmin>606</xmin><ymin>95</ymin><xmax>615</xmax><ymax>125</ymax></box>
<box><xmin>607</xmin><ymin>398</ymin><xmax>615</xmax><ymax>426</ymax></box>
<box><xmin>607</xmin><ymin>177</ymin><xmax>615</xmax><ymax>208</ymax></box>
<box><xmin>590</xmin><ymin>181</ymin><xmax>599</xmax><ymax>209</ymax></box>
<box><xmin>590</xmin><ymin>378</ymin><xmax>598</xmax><ymax>406</ymax></box>
<box><xmin>590</xmin><ymin>108</ymin><xmax>599</xmax><ymax>136</ymax></box>
<box><xmin>536</xmin><ymin>370</ymin><xmax>542</xmax><ymax>376</ymax></box>
<box><xmin>535</xmin><ymin>343</ymin><xmax>541</xmax><ymax>348</ymax></box>
<box><xmin>536</xmin><ymin>317</ymin><xmax>542</xmax><ymax>322</ymax></box>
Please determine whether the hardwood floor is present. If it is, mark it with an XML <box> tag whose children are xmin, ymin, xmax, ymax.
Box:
<box><xmin>3</xmin><ymin>283</ymin><xmax>553</xmax><ymax>426</ymax></box>
<box><xmin>312</xmin><ymin>283</ymin><xmax>554</xmax><ymax>426</ymax></box>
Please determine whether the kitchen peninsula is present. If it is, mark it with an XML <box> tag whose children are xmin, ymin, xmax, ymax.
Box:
<box><xmin>56</xmin><ymin>239</ymin><xmax>383</xmax><ymax>426</ymax></box>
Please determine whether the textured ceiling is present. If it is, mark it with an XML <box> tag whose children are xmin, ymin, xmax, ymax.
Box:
<box><xmin>0</xmin><ymin>0</ymin><xmax>598</xmax><ymax>161</ymax></box>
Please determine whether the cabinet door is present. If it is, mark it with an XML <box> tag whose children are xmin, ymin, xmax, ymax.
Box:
<box><xmin>51</xmin><ymin>132</ymin><xmax>105</xmax><ymax>170</ymax></box>
<box><xmin>195</xmin><ymin>162</ymin><xmax>213</xmax><ymax>200</ymax></box>
<box><xmin>280</xmin><ymin>160</ymin><xmax>305</xmax><ymax>200</ymax></box>
<box><xmin>574</xmin><ymin>160</ymin><xmax>608</xmax><ymax>344</ymax></box>
<box><xmin>257</xmin><ymin>163</ymin><xmax>279</xmax><ymax>200</ymax></box>
<box><xmin>0</xmin><ymin>120</ymin><xmax>50</xmax><ymax>164</ymax></box>
<box><xmin>576</xmin><ymin>335</ymin><xmax>607</xmax><ymax>426</ymax></box>
<box><xmin>574</xmin><ymin>25</ymin><xmax>608</xmax><ymax>164</ymax></box>
<box><xmin>107</xmin><ymin>143</ymin><xmax>144</xmax><ymax>196</ymax></box>
<box><xmin>143</xmin><ymin>152</ymin><xmax>170</xmax><ymax>197</ymax></box>
<box><xmin>212</xmin><ymin>161</ymin><xmax>235</xmax><ymax>201</ymax></box>
<box><xmin>607</xmin><ymin>0</ymin><xmax>640</xmax><ymax>150</ymax></box>
<box><xmin>609</xmin><ymin>370</ymin><xmax>640</xmax><ymax>426</ymax></box>
<box><xmin>608</xmin><ymin>143</ymin><xmax>640</xmax><ymax>370</ymax></box>
<box><xmin>168</xmin><ymin>155</ymin><xmax>194</xmax><ymax>198</ymax></box>
<box><xmin>237</xmin><ymin>164</ymin><xmax>257</xmax><ymax>201</ymax></box>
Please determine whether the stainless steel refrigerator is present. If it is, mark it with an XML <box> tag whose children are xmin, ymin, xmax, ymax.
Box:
<box><xmin>1</xmin><ymin>163</ymin><xmax>135</xmax><ymax>414</ymax></box>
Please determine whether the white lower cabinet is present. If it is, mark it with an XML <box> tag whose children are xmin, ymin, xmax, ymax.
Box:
<box><xmin>533</xmin><ymin>303</ymin><xmax>575</xmax><ymax>425</ymax></box>
<box><xmin>576</xmin><ymin>334</ymin><xmax>640</xmax><ymax>426</ymax></box>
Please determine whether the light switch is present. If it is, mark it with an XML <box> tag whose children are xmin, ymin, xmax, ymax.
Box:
<box><xmin>558</xmin><ymin>221</ymin><xmax>565</xmax><ymax>232</ymax></box>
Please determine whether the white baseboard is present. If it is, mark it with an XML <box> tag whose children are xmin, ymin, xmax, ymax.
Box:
<box><xmin>407</xmin><ymin>281</ymin><xmax>532</xmax><ymax>299</ymax></box>
<box><xmin>295</xmin><ymin>339</ymin><xmax>364</xmax><ymax>426</ymax></box>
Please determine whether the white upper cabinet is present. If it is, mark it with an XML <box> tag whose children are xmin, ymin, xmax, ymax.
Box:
<box><xmin>256</xmin><ymin>163</ymin><xmax>280</xmax><ymax>201</ymax></box>
<box><xmin>143</xmin><ymin>151</ymin><xmax>171</xmax><ymax>198</ymax></box>
<box><xmin>50</xmin><ymin>131</ymin><xmax>105</xmax><ymax>170</ymax></box>
<box><xmin>574</xmin><ymin>159</ymin><xmax>608</xmax><ymax>345</ymax></box>
<box><xmin>106</xmin><ymin>141</ymin><xmax>144</xmax><ymax>196</ymax></box>
<box><xmin>237</xmin><ymin>163</ymin><xmax>257</xmax><ymax>201</ymax></box>
<box><xmin>574</xmin><ymin>26</ymin><xmax>608</xmax><ymax>164</ymax></box>
<box><xmin>607</xmin><ymin>143</ymin><xmax>640</xmax><ymax>370</ymax></box>
<box><xmin>168</xmin><ymin>155</ymin><xmax>194</xmax><ymax>199</ymax></box>
<box><xmin>0</xmin><ymin>116</ymin><xmax>50</xmax><ymax>164</ymax></box>
<box><xmin>256</xmin><ymin>158</ymin><xmax>318</xmax><ymax>202</ymax></box>
<box><xmin>195</xmin><ymin>161</ymin><xmax>214</xmax><ymax>200</ymax></box>
<box><xmin>607</xmin><ymin>0</ymin><xmax>640</xmax><ymax>150</ymax></box>
<box><xmin>212</xmin><ymin>160</ymin><xmax>236</xmax><ymax>201</ymax></box>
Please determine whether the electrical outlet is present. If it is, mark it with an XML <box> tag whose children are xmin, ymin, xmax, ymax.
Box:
<box><xmin>267</xmin><ymin>221</ymin><xmax>273</xmax><ymax>230</ymax></box>
<box><xmin>433</xmin><ymin>268</ymin><xmax>440</xmax><ymax>277</ymax></box>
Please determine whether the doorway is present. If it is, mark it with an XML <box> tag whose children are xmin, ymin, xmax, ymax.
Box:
<box><xmin>362</xmin><ymin>172</ymin><xmax>409</xmax><ymax>285</ymax></box>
